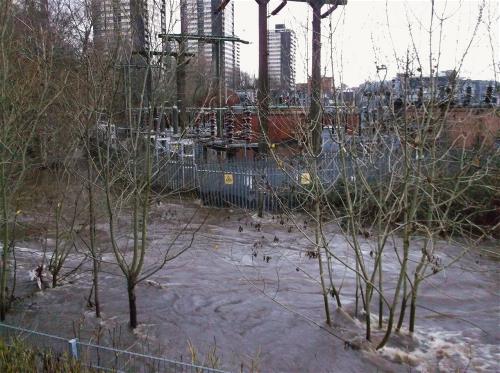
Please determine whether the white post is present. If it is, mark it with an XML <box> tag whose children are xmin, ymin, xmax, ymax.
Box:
<box><xmin>68</xmin><ymin>338</ymin><xmax>78</xmax><ymax>359</ymax></box>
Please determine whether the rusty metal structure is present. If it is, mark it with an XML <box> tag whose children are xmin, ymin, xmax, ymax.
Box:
<box><xmin>209</xmin><ymin>110</ymin><xmax>217</xmax><ymax>141</ymax></box>
<box><xmin>224</xmin><ymin>109</ymin><xmax>235</xmax><ymax>143</ymax></box>
<box><xmin>157</xmin><ymin>0</ymin><xmax>248</xmax><ymax>134</ymax></box>
<box><xmin>243</xmin><ymin>110</ymin><xmax>252</xmax><ymax>143</ymax></box>
<box><xmin>153</xmin><ymin>0</ymin><xmax>347</xmax><ymax>160</ymax></box>
<box><xmin>256</xmin><ymin>0</ymin><xmax>270</xmax><ymax>153</ymax></box>
<box><xmin>271</xmin><ymin>0</ymin><xmax>347</xmax><ymax>155</ymax></box>
<box><xmin>204</xmin><ymin>0</ymin><xmax>347</xmax><ymax>155</ymax></box>
<box><xmin>159</xmin><ymin>33</ymin><xmax>248</xmax><ymax>133</ymax></box>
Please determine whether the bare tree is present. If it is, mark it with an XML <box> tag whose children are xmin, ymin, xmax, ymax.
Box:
<box><xmin>0</xmin><ymin>0</ymin><xmax>71</xmax><ymax>319</ymax></box>
<box><xmin>257</xmin><ymin>0</ymin><xmax>496</xmax><ymax>351</ymax></box>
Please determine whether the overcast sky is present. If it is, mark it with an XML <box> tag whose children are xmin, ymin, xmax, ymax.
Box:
<box><xmin>232</xmin><ymin>0</ymin><xmax>498</xmax><ymax>86</ymax></box>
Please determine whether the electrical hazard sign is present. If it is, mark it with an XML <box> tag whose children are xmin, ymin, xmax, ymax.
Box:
<box><xmin>300</xmin><ymin>172</ymin><xmax>311</xmax><ymax>185</ymax></box>
<box><xmin>224</xmin><ymin>173</ymin><xmax>234</xmax><ymax>185</ymax></box>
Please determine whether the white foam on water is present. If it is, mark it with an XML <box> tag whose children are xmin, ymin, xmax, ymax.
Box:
<box><xmin>379</xmin><ymin>328</ymin><xmax>499</xmax><ymax>372</ymax></box>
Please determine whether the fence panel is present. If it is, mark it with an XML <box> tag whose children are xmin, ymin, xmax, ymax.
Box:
<box><xmin>154</xmin><ymin>159</ymin><xmax>199</xmax><ymax>192</ymax></box>
<box><xmin>0</xmin><ymin>323</ymin><xmax>228</xmax><ymax>373</ymax></box>
<box><xmin>0</xmin><ymin>323</ymin><xmax>69</xmax><ymax>355</ymax></box>
<box><xmin>153</xmin><ymin>153</ymin><xmax>398</xmax><ymax>212</ymax></box>
<box><xmin>77</xmin><ymin>341</ymin><xmax>226</xmax><ymax>373</ymax></box>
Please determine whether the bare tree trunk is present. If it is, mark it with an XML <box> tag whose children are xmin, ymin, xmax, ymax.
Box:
<box><xmin>315</xmin><ymin>199</ymin><xmax>331</xmax><ymax>326</ymax></box>
<box><xmin>409</xmin><ymin>276</ymin><xmax>419</xmax><ymax>333</ymax></box>
<box><xmin>355</xmin><ymin>259</ymin><xmax>359</xmax><ymax>318</ymax></box>
<box><xmin>377</xmin><ymin>168</ymin><xmax>384</xmax><ymax>329</ymax></box>
<box><xmin>127</xmin><ymin>281</ymin><xmax>138</xmax><ymax>328</ymax></box>
<box><xmin>396</xmin><ymin>278</ymin><xmax>408</xmax><ymax>332</ymax></box>
<box><xmin>378</xmin><ymin>255</ymin><xmax>383</xmax><ymax>329</ymax></box>
<box><xmin>52</xmin><ymin>204</ymin><xmax>60</xmax><ymax>288</ymax></box>
<box><xmin>365</xmin><ymin>283</ymin><xmax>372</xmax><ymax>341</ymax></box>
<box><xmin>92</xmin><ymin>252</ymin><xmax>101</xmax><ymax>318</ymax></box>
<box><xmin>0</xmin><ymin>166</ymin><xmax>9</xmax><ymax>321</ymax></box>
<box><xmin>87</xmin><ymin>148</ymin><xmax>100</xmax><ymax>318</ymax></box>
<box><xmin>377</xmin><ymin>124</ymin><xmax>410</xmax><ymax>349</ymax></box>
<box><xmin>376</xmin><ymin>249</ymin><xmax>406</xmax><ymax>350</ymax></box>
<box><xmin>326</xmin><ymin>253</ymin><xmax>342</xmax><ymax>308</ymax></box>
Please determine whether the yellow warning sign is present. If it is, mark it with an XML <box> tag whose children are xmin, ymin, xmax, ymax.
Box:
<box><xmin>224</xmin><ymin>173</ymin><xmax>234</xmax><ymax>185</ymax></box>
<box><xmin>300</xmin><ymin>172</ymin><xmax>311</xmax><ymax>185</ymax></box>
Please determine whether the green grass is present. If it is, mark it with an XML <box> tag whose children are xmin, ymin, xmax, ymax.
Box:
<box><xmin>0</xmin><ymin>339</ymin><xmax>96</xmax><ymax>373</ymax></box>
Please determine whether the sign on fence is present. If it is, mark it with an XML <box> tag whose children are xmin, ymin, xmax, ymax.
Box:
<box><xmin>224</xmin><ymin>173</ymin><xmax>234</xmax><ymax>185</ymax></box>
<box><xmin>153</xmin><ymin>152</ymin><xmax>393</xmax><ymax>212</ymax></box>
<box><xmin>300</xmin><ymin>172</ymin><xmax>311</xmax><ymax>185</ymax></box>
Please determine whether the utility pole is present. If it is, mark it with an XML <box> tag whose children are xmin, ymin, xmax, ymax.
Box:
<box><xmin>130</xmin><ymin>0</ymin><xmax>152</xmax><ymax>109</ymax></box>
<box><xmin>212</xmin><ymin>0</ymin><xmax>270</xmax><ymax>215</ymax></box>
<box><xmin>159</xmin><ymin>33</ymin><xmax>249</xmax><ymax>134</ymax></box>
<box><xmin>211</xmin><ymin>0</ymin><xmax>270</xmax><ymax>151</ymax></box>
<box><xmin>309</xmin><ymin>0</ymin><xmax>322</xmax><ymax>156</ymax></box>
<box><xmin>212</xmin><ymin>0</ymin><xmax>225</xmax><ymax>137</ymax></box>
<box><xmin>256</xmin><ymin>0</ymin><xmax>270</xmax><ymax>153</ymax></box>
<box><xmin>272</xmin><ymin>0</ymin><xmax>347</xmax><ymax>156</ymax></box>
<box><xmin>178</xmin><ymin>0</ymin><xmax>188</xmax><ymax>133</ymax></box>
<box><xmin>162</xmin><ymin>0</ymin><xmax>248</xmax><ymax>135</ymax></box>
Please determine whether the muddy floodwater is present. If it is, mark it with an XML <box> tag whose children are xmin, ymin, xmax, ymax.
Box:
<box><xmin>8</xmin><ymin>201</ymin><xmax>500</xmax><ymax>372</ymax></box>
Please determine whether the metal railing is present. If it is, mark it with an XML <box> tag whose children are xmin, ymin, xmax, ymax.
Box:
<box><xmin>153</xmin><ymin>153</ymin><xmax>391</xmax><ymax>212</ymax></box>
<box><xmin>152</xmin><ymin>148</ymin><xmax>490</xmax><ymax>212</ymax></box>
<box><xmin>0</xmin><ymin>323</ymin><xmax>229</xmax><ymax>373</ymax></box>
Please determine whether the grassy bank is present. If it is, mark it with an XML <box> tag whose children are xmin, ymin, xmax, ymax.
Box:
<box><xmin>0</xmin><ymin>339</ymin><xmax>95</xmax><ymax>373</ymax></box>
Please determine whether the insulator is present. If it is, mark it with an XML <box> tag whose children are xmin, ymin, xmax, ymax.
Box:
<box><xmin>195</xmin><ymin>111</ymin><xmax>202</xmax><ymax>135</ymax></box>
<box><xmin>225</xmin><ymin>110</ymin><xmax>235</xmax><ymax>144</ymax></box>
<box><xmin>244</xmin><ymin>110</ymin><xmax>252</xmax><ymax>143</ymax></box>
<box><xmin>209</xmin><ymin>111</ymin><xmax>216</xmax><ymax>140</ymax></box>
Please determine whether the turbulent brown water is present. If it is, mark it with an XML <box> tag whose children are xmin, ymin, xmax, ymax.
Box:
<box><xmin>8</xmin><ymin>201</ymin><xmax>500</xmax><ymax>372</ymax></box>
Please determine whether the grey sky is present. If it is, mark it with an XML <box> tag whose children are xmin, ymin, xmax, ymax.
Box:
<box><xmin>233</xmin><ymin>0</ymin><xmax>498</xmax><ymax>86</ymax></box>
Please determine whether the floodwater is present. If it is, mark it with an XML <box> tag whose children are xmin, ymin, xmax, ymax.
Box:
<box><xmin>8</xmin><ymin>201</ymin><xmax>500</xmax><ymax>372</ymax></box>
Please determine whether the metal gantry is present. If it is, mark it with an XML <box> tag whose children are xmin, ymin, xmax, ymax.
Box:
<box><xmin>213</xmin><ymin>0</ymin><xmax>347</xmax><ymax>154</ymax></box>
<box><xmin>158</xmin><ymin>33</ymin><xmax>249</xmax><ymax>133</ymax></box>
<box><xmin>160</xmin><ymin>0</ymin><xmax>347</xmax><ymax>152</ymax></box>
<box><xmin>256</xmin><ymin>0</ymin><xmax>270</xmax><ymax>153</ymax></box>
<box><xmin>272</xmin><ymin>0</ymin><xmax>347</xmax><ymax>155</ymax></box>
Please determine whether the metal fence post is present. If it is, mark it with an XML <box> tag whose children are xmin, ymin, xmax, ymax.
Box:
<box><xmin>0</xmin><ymin>323</ymin><xmax>229</xmax><ymax>372</ymax></box>
<box><xmin>172</xmin><ymin>106</ymin><xmax>179</xmax><ymax>134</ymax></box>
<box><xmin>68</xmin><ymin>338</ymin><xmax>78</xmax><ymax>359</ymax></box>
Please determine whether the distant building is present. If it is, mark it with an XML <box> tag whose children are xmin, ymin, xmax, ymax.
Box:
<box><xmin>93</xmin><ymin>0</ymin><xmax>167</xmax><ymax>108</ymax></box>
<box><xmin>268</xmin><ymin>24</ymin><xmax>296</xmax><ymax>97</ymax></box>
<box><xmin>336</xmin><ymin>88</ymin><xmax>356</xmax><ymax>106</ymax></box>
<box><xmin>355</xmin><ymin>72</ymin><xmax>498</xmax><ymax>115</ymax></box>
<box><xmin>295</xmin><ymin>82</ymin><xmax>308</xmax><ymax>106</ymax></box>
<box><xmin>387</xmin><ymin>71</ymin><xmax>498</xmax><ymax>107</ymax></box>
<box><xmin>93</xmin><ymin>0</ymin><xmax>166</xmax><ymax>55</ymax></box>
<box><xmin>353</xmin><ymin>71</ymin><xmax>499</xmax><ymax>137</ymax></box>
<box><xmin>296</xmin><ymin>77</ymin><xmax>341</xmax><ymax>106</ymax></box>
<box><xmin>182</xmin><ymin>0</ymin><xmax>240</xmax><ymax>89</ymax></box>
